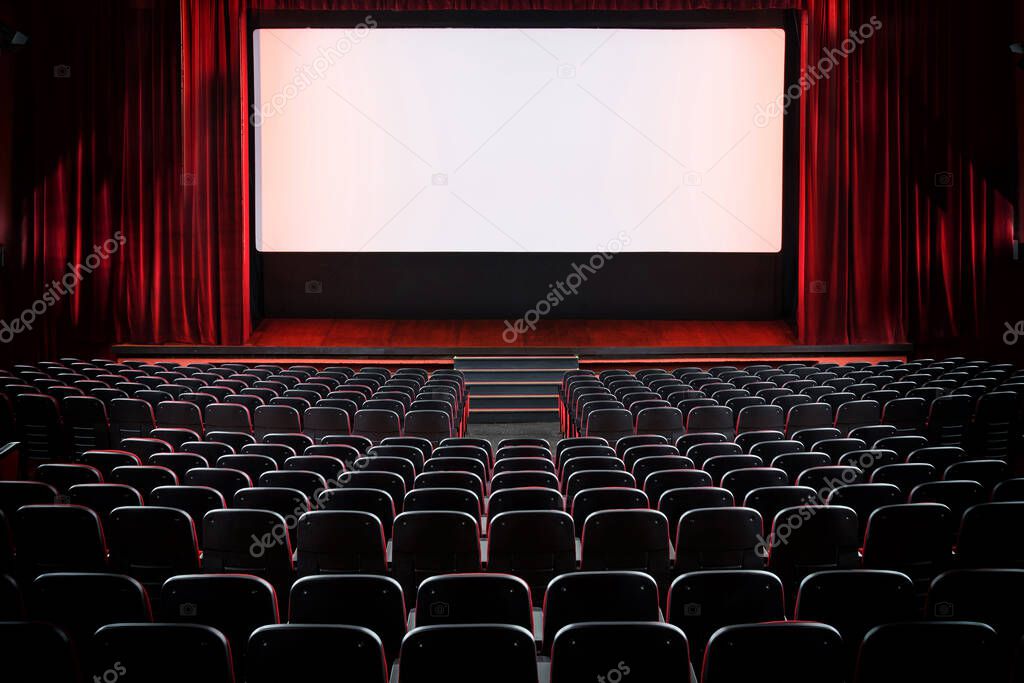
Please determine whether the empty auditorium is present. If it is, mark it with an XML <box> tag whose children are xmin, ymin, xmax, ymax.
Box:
<box><xmin>1</xmin><ymin>0</ymin><xmax>1023</xmax><ymax>681</ymax></box>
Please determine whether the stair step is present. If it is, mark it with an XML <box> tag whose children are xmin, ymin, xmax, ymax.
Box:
<box><xmin>469</xmin><ymin>407</ymin><xmax>560</xmax><ymax>424</ymax></box>
<box><xmin>455</xmin><ymin>356</ymin><xmax>579</xmax><ymax>370</ymax></box>
<box><xmin>467</xmin><ymin>381</ymin><xmax>560</xmax><ymax>396</ymax></box>
<box><xmin>461</xmin><ymin>368</ymin><xmax>570</xmax><ymax>383</ymax></box>
<box><xmin>470</xmin><ymin>394</ymin><xmax>559</xmax><ymax>409</ymax></box>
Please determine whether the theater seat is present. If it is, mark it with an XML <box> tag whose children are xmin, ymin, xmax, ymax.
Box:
<box><xmin>550</xmin><ymin>622</ymin><xmax>689</xmax><ymax>683</ymax></box>
<box><xmin>14</xmin><ymin>504</ymin><xmax>107</xmax><ymax>577</ymax></box>
<box><xmin>289</xmin><ymin>574</ymin><xmax>406</xmax><ymax>662</ymax></box>
<box><xmin>392</xmin><ymin>511</ymin><xmax>480</xmax><ymax>601</ymax></box>
<box><xmin>854</xmin><ymin>621</ymin><xmax>997</xmax><ymax>683</ymax></box>
<box><xmin>415</xmin><ymin>574</ymin><xmax>533</xmax><ymax>631</ymax></box>
<box><xmin>0</xmin><ymin>621</ymin><xmax>81</xmax><ymax>683</ymax></box>
<box><xmin>487</xmin><ymin>510</ymin><xmax>575</xmax><ymax>604</ymax></box>
<box><xmin>93</xmin><ymin>623</ymin><xmax>235</xmax><ymax>683</ymax></box>
<box><xmin>703</xmin><ymin>622</ymin><xmax>844</xmax><ymax>683</ymax></box>
<box><xmin>247</xmin><ymin>624</ymin><xmax>388</xmax><ymax>683</ymax></box>
<box><xmin>398</xmin><ymin>624</ymin><xmax>538</xmax><ymax>683</ymax></box>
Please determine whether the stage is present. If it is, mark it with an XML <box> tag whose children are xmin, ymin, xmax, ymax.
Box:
<box><xmin>113</xmin><ymin>319</ymin><xmax>911</xmax><ymax>366</ymax></box>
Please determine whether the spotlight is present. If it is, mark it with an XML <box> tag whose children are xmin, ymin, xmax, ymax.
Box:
<box><xmin>0</xmin><ymin>22</ymin><xmax>28</xmax><ymax>55</ymax></box>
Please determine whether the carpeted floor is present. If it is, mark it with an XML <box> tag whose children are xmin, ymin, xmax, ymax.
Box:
<box><xmin>467</xmin><ymin>422</ymin><xmax>563</xmax><ymax>449</ymax></box>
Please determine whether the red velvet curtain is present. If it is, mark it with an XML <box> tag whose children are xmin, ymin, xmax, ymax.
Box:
<box><xmin>5</xmin><ymin>0</ymin><xmax>1019</xmax><ymax>358</ymax></box>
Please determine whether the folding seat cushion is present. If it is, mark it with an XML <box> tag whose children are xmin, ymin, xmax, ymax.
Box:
<box><xmin>749</xmin><ymin>439</ymin><xmax>803</xmax><ymax>459</ymax></box>
<box><xmin>106</xmin><ymin>505</ymin><xmax>200</xmax><ymax>591</ymax></box>
<box><xmin>944</xmin><ymin>459</ymin><xmax>1008</xmax><ymax>493</ymax></box>
<box><xmin>721</xmin><ymin>467</ymin><xmax>789</xmax><ymax>503</ymax></box>
<box><xmin>381</xmin><ymin>435</ymin><xmax>432</xmax><ymax>459</ymax></box>
<box><xmin>0</xmin><ymin>621</ymin><xmax>81</xmax><ymax>683</ymax></box>
<box><xmin>630</xmin><ymin>455</ymin><xmax>693</xmax><ymax>485</ymax></box>
<box><xmin>734</xmin><ymin>405</ymin><xmax>784</xmax><ymax>436</ymax></box>
<box><xmin>564</xmin><ymin>470</ymin><xmax>635</xmax><ymax>501</ymax></box>
<box><xmin>795</xmin><ymin>569</ymin><xmax>916</xmax><ymax>663</ymax></box>
<box><xmin>550</xmin><ymin>622</ymin><xmax>688</xmax><ymax>683</ymax></box>
<box><xmin>703</xmin><ymin>622</ymin><xmax>844</xmax><ymax>683</ymax></box>
<box><xmin>286</xmin><ymin>455</ymin><xmax>347</xmax><ymax>483</ymax></box>
<box><xmin>701</xmin><ymin>455</ymin><xmax>762</xmax><ymax>485</ymax></box>
<box><xmin>992</xmin><ymin>478</ymin><xmax>1024</xmax><ymax>502</ymax></box>
<box><xmin>415</xmin><ymin>574</ymin><xmax>532</xmax><ymax>631</ymax></box>
<box><xmin>15</xmin><ymin>393</ymin><xmax>66</xmax><ymax>462</ymax></box>
<box><xmin>181</xmin><ymin>440</ymin><xmax>235</xmax><ymax>462</ymax></box>
<box><xmin>62</xmin><ymin>395</ymin><xmax>110</xmax><ymax>454</ymax></box>
<box><xmin>769</xmin><ymin>452</ymin><xmax>831</xmax><ymax>482</ymax></box>
<box><xmin>667</xmin><ymin>570</ymin><xmax>785</xmax><ymax>666</ymax></box>
<box><xmin>795</xmin><ymin>465</ymin><xmax>864</xmax><ymax>494</ymax></box>
<box><xmin>300</xmin><ymin>406</ymin><xmax>350</xmax><ymax>441</ymax></box>
<box><xmin>352</xmin><ymin>409</ymin><xmax>402</xmax><ymax>443</ymax></box>
<box><xmin>160</xmin><ymin>574</ymin><xmax>278</xmax><ymax>673</ymax></box>
<box><xmin>215</xmin><ymin>454</ymin><xmax>277</xmax><ymax>482</ymax></box>
<box><xmin>956</xmin><ymin>502</ymin><xmax>1024</xmax><ymax>568</ymax></box>
<box><xmin>486</xmin><ymin>510</ymin><xmax>575</xmax><ymax>602</ymax></box>
<box><xmin>248</xmin><ymin>405</ymin><xmax>299</xmax><ymax>441</ymax></box>
<box><xmin>202</xmin><ymin>509</ymin><xmax>294</xmax><ymax>588</ymax></box>
<box><xmin>685</xmin><ymin>406</ymin><xmax>734</xmax><ymax>440</ymax></box>
<box><xmin>784</xmin><ymin>402</ymin><xmax>833</xmax><ymax>437</ymax></box>
<box><xmin>487</xmin><ymin>488</ymin><xmax>564</xmax><ymax>521</ymax></box>
<box><xmin>634</xmin><ymin>407</ymin><xmax>685</xmax><ymax>441</ymax></box>
<box><xmin>490</xmin><ymin>470</ymin><xmax>559</xmax><ymax>491</ymax></box>
<box><xmin>31</xmin><ymin>572</ymin><xmax>152</xmax><ymax>651</ymax></box>
<box><xmin>205</xmin><ymin>430</ymin><xmax>256</xmax><ymax>452</ymax></box>
<box><xmin>580</xmin><ymin>509</ymin><xmax>670</xmax><ymax>581</ymax></box>
<box><xmin>317</xmin><ymin>487</ymin><xmax>395</xmax><ymax>540</ymax></box>
<box><xmin>612</xmin><ymin>435</ymin><xmax>666</xmax><ymax>459</ymax></box>
<box><xmin>258</xmin><ymin>470</ymin><xmax>326</xmax><ymax>499</ymax></box>
<box><xmin>908</xmin><ymin>480</ymin><xmax>986</xmax><ymax>526</ymax></box>
<box><xmin>861</xmin><ymin>503</ymin><xmax>952</xmax><ymax>596</ymax></box>
<box><xmin>557</xmin><ymin>444</ymin><xmax>616</xmax><ymax>472</ymax></box>
<box><xmin>423</xmin><ymin>454</ymin><xmax>488</xmax><ymax>481</ymax></box>
<box><xmin>202</xmin><ymin>403</ymin><xmax>251</xmax><ymax>436</ymax></box>
<box><xmin>584</xmin><ymin>408</ymin><xmax>634</xmax><ymax>443</ymax></box>
<box><xmin>392</xmin><ymin>511</ymin><xmax>480</xmax><ymax>599</ymax></box>
<box><xmin>767</xmin><ymin>505</ymin><xmax>860</xmax><ymax>602</ymax></box>
<box><xmin>398</xmin><ymin>624</ymin><xmax>537</xmax><ymax>683</ymax></box>
<box><xmin>118</xmin><ymin>436</ymin><xmax>173</xmax><ymax>460</ymax></box>
<box><xmin>68</xmin><ymin>483</ymin><xmax>144</xmax><ymax>521</ymax></box>
<box><xmin>107</xmin><ymin>397</ymin><xmax>169</xmax><ymax>440</ymax></box>
<box><xmin>14</xmin><ymin>505</ymin><xmax>107</xmax><ymax>576</ymax></box>
<box><xmin>401</xmin><ymin>410</ymin><xmax>453</xmax><ymax>445</ymax></box>
<box><xmin>791</xmin><ymin>426</ymin><xmax>842</xmax><ymax>451</ymax></box>
<box><xmin>830</xmin><ymin>399</ymin><xmax>881</xmax><ymax>436</ymax></box>
<box><xmin>970</xmin><ymin>391</ymin><xmax>1019</xmax><ymax>457</ymax></box>
<box><xmin>35</xmin><ymin>463</ymin><xmax>103</xmax><ymax>493</ymax></box>
<box><xmin>673</xmin><ymin>506</ymin><xmax>762</xmax><ymax>573</ymax></box>
<box><xmin>854</xmin><ymin>622</ymin><xmax>997</xmax><ymax>683</ymax></box>
<box><xmin>570</xmin><ymin>488</ymin><xmax>648</xmax><ymax>530</ymax></box>
<box><xmin>869</xmin><ymin>463</ymin><xmax>937</xmax><ymax>492</ymax></box>
<box><xmin>403</xmin><ymin>488</ymin><xmax>481</xmax><ymax>525</ymax></box>
<box><xmin>292</xmin><ymin>509</ymin><xmax>385</xmax><ymax>575</ymax></box>
<box><xmin>343</xmin><ymin>471</ymin><xmax>409</xmax><ymax>512</ymax></box>
<box><xmin>926</xmin><ymin>394</ymin><xmax>973</xmax><ymax>447</ymax></box>
<box><xmin>540</xmin><ymin>571</ymin><xmax>659</xmax><ymax>655</ymax></box>
<box><xmin>288</xmin><ymin>575</ymin><xmax>405</xmax><ymax>661</ymax></box>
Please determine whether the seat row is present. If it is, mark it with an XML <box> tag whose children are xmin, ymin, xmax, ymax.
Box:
<box><xmin>3</xmin><ymin>569</ymin><xmax>1023</xmax><ymax>683</ymax></box>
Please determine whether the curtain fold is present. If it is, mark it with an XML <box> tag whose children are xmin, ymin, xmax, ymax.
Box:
<box><xmin>7</xmin><ymin>0</ymin><xmax>1019</xmax><ymax>357</ymax></box>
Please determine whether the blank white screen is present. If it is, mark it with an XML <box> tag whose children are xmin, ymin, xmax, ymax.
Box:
<box><xmin>253</xmin><ymin>27</ymin><xmax>785</xmax><ymax>252</ymax></box>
